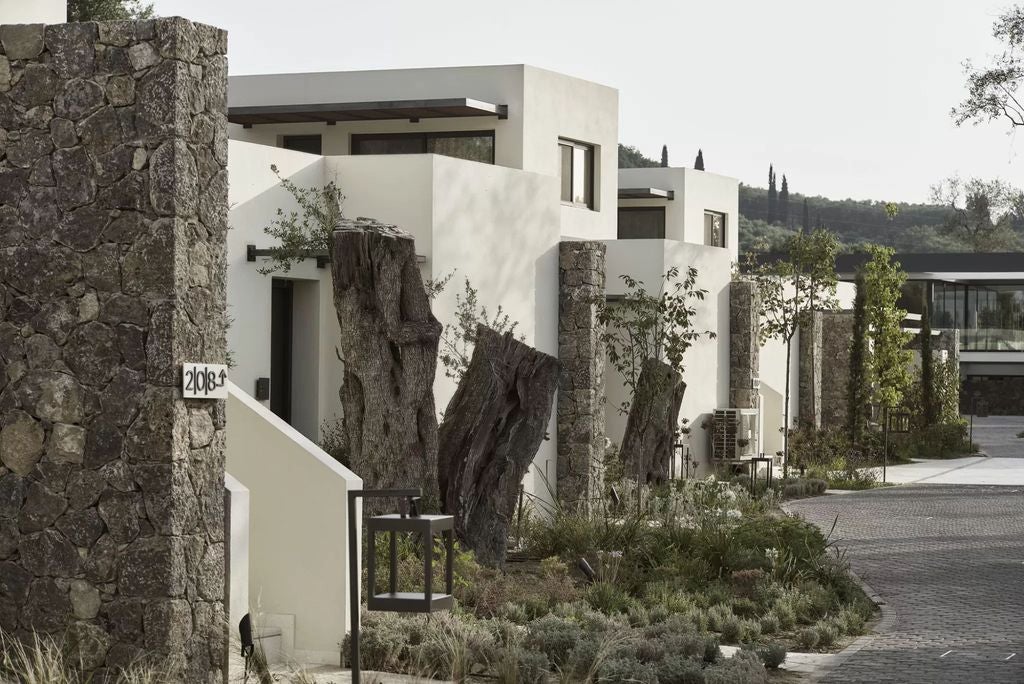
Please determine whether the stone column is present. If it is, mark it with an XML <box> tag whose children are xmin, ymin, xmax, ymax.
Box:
<box><xmin>798</xmin><ymin>311</ymin><xmax>823</xmax><ymax>428</ymax></box>
<box><xmin>820</xmin><ymin>311</ymin><xmax>854</xmax><ymax>430</ymax></box>
<box><xmin>556</xmin><ymin>241</ymin><xmax>606</xmax><ymax>508</ymax></box>
<box><xmin>728</xmin><ymin>279</ymin><xmax>760</xmax><ymax>410</ymax></box>
<box><xmin>0</xmin><ymin>17</ymin><xmax>228</xmax><ymax>682</ymax></box>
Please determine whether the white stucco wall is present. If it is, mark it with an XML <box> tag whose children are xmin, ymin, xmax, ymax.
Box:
<box><xmin>0</xmin><ymin>0</ymin><xmax>65</xmax><ymax>23</ymax></box>
<box><xmin>226</xmin><ymin>383</ymin><xmax>361</xmax><ymax>665</ymax></box>
<box><xmin>603</xmin><ymin>239</ymin><xmax>732</xmax><ymax>476</ymax></box>
<box><xmin>618</xmin><ymin>167</ymin><xmax>740</xmax><ymax>261</ymax></box>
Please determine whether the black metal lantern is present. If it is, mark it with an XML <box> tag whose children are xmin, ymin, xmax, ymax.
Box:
<box><xmin>888</xmin><ymin>411</ymin><xmax>911</xmax><ymax>434</ymax></box>
<box><xmin>366</xmin><ymin>510</ymin><xmax>454</xmax><ymax>613</ymax></box>
<box><xmin>347</xmin><ymin>488</ymin><xmax>455</xmax><ymax>684</ymax></box>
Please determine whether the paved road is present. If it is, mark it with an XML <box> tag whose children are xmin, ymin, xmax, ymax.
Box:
<box><xmin>788</xmin><ymin>485</ymin><xmax>1024</xmax><ymax>684</ymax></box>
<box><xmin>970</xmin><ymin>415</ymin><xmax>1024</xmax><ymax>458</ymax></box>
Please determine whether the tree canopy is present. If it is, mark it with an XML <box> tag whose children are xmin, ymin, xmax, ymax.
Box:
<box><xmin>67</xmin><ymin>0</ymin><xmax>154</xmax><ymax>21</ymax></box>
<box><xmin>930</xmin><ymin>175</ymin><xmax>1024</xmax><ymax>251</ymax></box>
<box><xmin>954</xmin><ymin>5</ymin><xmax>1024</xmax><ymax>129</ymax></box>
<box><xmin>618</xmin><ymin>144</ymin><xmax>660</xmax><ymax>169</ymax></box>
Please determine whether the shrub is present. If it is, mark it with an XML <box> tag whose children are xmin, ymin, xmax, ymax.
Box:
<box><xmin>837</xmin><ymin>606</ymin><xmax>867</xmax><ymax>635</ymax></box>
<box><xmin>738</xmin><ymin>618</ymin><xmax>762</xmax><ymax>643</ymax></box>
<box><xmin>598</xmin><ymin>656</ymin><xmax>659</xmax><ymax>683</ymax></box>
<box><xmin>495</xmin><ymin>647</ymin><xmax>548</xmax><ymax>684</ymax></box>
<box><xmin>525</xmin><ymin>614</ymin><xmax>582</xmax><ymax>668</ymax></box>
<box><xmin>757</xmin><ymin>642</ymin><xmax>787</xmax><ymax>669</ymax></box>
<box><xmin>815</xmin><ymin>619</ymin><xmax>840</xmax><ymax>648</ymax></box>
<box><xmin>587</xmin><ymin>581</ymin><xmax>630</xmax><ymax>614</ymax></box>
<box><xmin>707</xmin><ymin>604</ymin><xmax>733</xmax><ymax>632</ymax></box>
<box><xmin>759</xmin><ymin>612</ymin><xmax>781</xmax><ymax>635</ymax></box>
<box><xmin>703</xmin><ymin>649</ymin><xmax>768</xmax><ymax>684</ymax></box>
<box><xmin>497</xmin><ymin>601</ymin><xmax>529</xmax><ymax>625</ymax></box>
<box><xmin>657</xmin><ymin>655</ymin><xmax>706</xmax><ymax>684</ymax></box>
<box><xmin>796</xmin><ymin>626</ymin><xmax>819</xmax><ymax>650</ymax></box>
<box><xmin>719</xmin><ymin>614</ymin><xmax>742</xmax><ymax>644</ymax></box>
<box><xmin>773</xmin><ymin>600</ymin><xmax>797</xmax><ymax>629</ymax></box>
<box><xmin>729</xmin><ymin>597</ymin><xmax>759</xmax><ymax>618</ymax></box>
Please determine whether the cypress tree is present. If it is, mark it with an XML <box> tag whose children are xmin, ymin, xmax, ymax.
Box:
<box><xmin>779</xmin><ymin>175</ymin><xmax>790</xmax><ymax>226</ymax></box>
<box><xmin>802</xmin><ymin>197</ymin><xmax>810</xmax><ymax>233</ymax></box>
<box><xmin>921</xmin><ymin>289</ymin><xmax>936</xmax><ymax>427</ymax></box>
<box><xmin>694</xmin><ymin>148</ymin><xmax>705</xmax><ymax>170</ymax></box>
<box><xmin>767</xmin><ymin>164</ymin><xmax>777</xmax><ymax>224</ymax></box>
<box><xmin>847</xmin><ymin>271</ymin><xmax>871</xmax><ymax>444</ymax></box>
<box><xmin>661</xmin><ymin>145</ymin><xmax>669</xmax><ymax>167</ymax></box>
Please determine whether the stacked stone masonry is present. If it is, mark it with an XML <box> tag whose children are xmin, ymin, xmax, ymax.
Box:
<box><xmin>0</xmin><ymin>18</ymin><xmax>228</xmax><ymax>682</ymax></box>
<box><xmin>819</xmin><ymin>311</ymin><xmax>854</xmax><ymax>430</ymax></box>
<box><xmin>556</xmin><ymin>241</ymin><xmax>606</xmax><ymax>508</ymax></box>
<box><xmin>797</xmin><ymin>311</ymin><xmax>823</xmax><ymax>429</ymax></box>
<box><xmin>728</xmin><ymin>279</ymin><xmax>760</xmax><ymax>411</ymax></box>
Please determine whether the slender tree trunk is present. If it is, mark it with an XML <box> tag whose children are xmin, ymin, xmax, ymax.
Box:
<box><xmin>437</xmin><ymin>325</ymin><xmax>558</xmax><ymax>567</ymax></box>
<box><xmin>783</xmin><ymin>334</ymin><xmax>793</xmax><ymax>477</ymax></box>
<box><xmin>329</xmin><ymin>218</ymin><xmax>443</xmax><ymax>510</ymax></box>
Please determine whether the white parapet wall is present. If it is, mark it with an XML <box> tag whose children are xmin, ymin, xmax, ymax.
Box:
<box><xmin>225</xmin><ymin>382</ymin><xmax>362</xmax><ymax>665</ymax></box>
<box><xmin>0</xmin><ymin>0</ymin><xmax>65</xmax><ymax>23</ymax></box>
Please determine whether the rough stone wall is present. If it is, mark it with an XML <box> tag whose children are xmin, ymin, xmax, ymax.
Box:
<box><xmin>797</xmin><ymin>312</ymin><xmax>823</xmax><ymax>429</ymax></box>
<box><xmin>556</xmin><ymin>241</ymin><xmax>606</xmax><ymax>508</ymax></box>
<box><xmin>820</xmin><ymin>311</ymin><xmax>854</xmax><ymax>430</ymax></box>
<box><xmin>728</xmin><ymin>279</ymin><xmax>760</xmax><ymax>411</ymax></box>
<box><xmin>0</xmin><ymin>18</ymin><xmax>228</xmax><ymax>681</ymax></box>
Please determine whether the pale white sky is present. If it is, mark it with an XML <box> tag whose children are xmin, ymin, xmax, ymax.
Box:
<box><xmin>156</xmin><ymin>0</ymin><xmax>1022</xmax><ymax>203</ymax></box>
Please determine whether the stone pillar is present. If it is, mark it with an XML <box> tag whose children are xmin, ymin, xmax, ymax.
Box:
<box><xmin>0</xmin><ymin>18</ymin><xmax>228</xmax><ymax>681</ymax></box>
<box><xmin>556</xmin><ymin>241</ymin><xmax>606</xmax><ymax>508</ymax></box>
<box><xmin>820</xmin><ymin>311</ymin><xmax>854</xmax><ymax>430</ymax></box>
<box><xmin>728</xmin><ymin>279</ymin><xmax>760</xmax><ymax>410</ymax></box>
<box><xmin>798</xmin><ymin>312</ymin><xmax>823</xmax><ymax>428</ymax></box>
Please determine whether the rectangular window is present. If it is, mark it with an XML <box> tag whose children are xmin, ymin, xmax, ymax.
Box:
<box><xmin>617</xmin><ymin>207</ymin><xmax>665</xmax><ymax>239</ymax></box>
<box><xmin>704</xmin><ymin>211</ymin><xmax>726</xmax><ymax>248</ymax></box>
<box><xmin>559</xmin><ymin>139</ymin><xmax>595</xmax><ymax>209</ymax></box>
<box><xmin>281</xmin><ymin>135</ymin><xmax>322</xmax><ymax>155</ymax></box>
<box><xmin>351</xmin><ymin>131</ymin><xmax>495</xmax><ymax>164</ymax></box>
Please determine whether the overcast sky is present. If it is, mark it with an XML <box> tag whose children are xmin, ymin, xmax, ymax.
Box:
<box><xmin>155</xmin><ymin>0</ymin><xmax>1021</xmax><ymax>203</ymax></box>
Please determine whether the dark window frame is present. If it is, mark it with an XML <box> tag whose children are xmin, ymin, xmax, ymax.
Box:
<box><xmin>617</xmin><ymin>206</ymin><xmax>666</xmax><ymax>239</ymax></box>
<box><xmin>704</xmin><ymin>210</ymin><xmax>727</xmax><ymax>248</ymax></box>
<box><xmin>281</xmin><ymin>134</ymin><xmax>323</xmax><ymax>155</ymax></box>
<box><xmin>350</xmin><ymin>129</ymin><xmax>496</xmax><ymax>164</ymax></box>
<box><xmin>559</xmin><ymin>138</ymin><xmax>596</xmax><ymax>210</ymax></box>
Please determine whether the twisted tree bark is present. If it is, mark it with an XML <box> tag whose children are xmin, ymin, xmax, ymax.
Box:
<box><xmin>618</xmin><ymin>358</ymin><xmax>686</xmax><ymax>486</ymax></box>
<box><xmin>329</xmin><ymin>218</ymin><xmax>442</xmax><ymax>509</ymax></box>
<box><xmin>438</xmin><ymin>325</ymin><xmax>558</xmax><ymax>567</ymax></box>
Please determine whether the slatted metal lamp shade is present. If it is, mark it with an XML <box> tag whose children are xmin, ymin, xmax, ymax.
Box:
<box><xmin>365</xmin><ymin>511</ymin><xmax>455</xmax><ymax>613</ymax></box>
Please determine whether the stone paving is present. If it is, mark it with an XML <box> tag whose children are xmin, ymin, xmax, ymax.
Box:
<box><xmin>788</xmin><ymin>485</ymin><xmax>1024</xmax><ymax>683</ymax></box>
<box><xmin>969</xmin><ymin>415</ymin><xmax>1024</xmax><ymax>458</ymax></box>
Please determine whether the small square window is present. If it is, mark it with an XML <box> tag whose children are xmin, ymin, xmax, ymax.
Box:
<box><xmin>559</xmin><ymin>139</ymin><xmax>595</xmax><ymax>209</ymax></box>
<box><xmin>704</xmin><ymin>211</ymin><xmax>726</xmax><ymax>248</ymax></box>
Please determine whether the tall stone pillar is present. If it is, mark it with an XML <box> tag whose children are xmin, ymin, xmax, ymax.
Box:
<box><xmin>798</xmin><ymin>311</ymin><xmax>823</xmax><ymax>428</ymax></box>
<box><xmin>820</xmin><ymin>311</ymin><xmax>854</xmax><ymax>430</ymax></box>
<box><xmin>0</xmin><ymin>18</ymin><xmax>228</xmax><ymax>681</ymax></box>
<box><xmin>729</xmin><ymin>279</ymin><xmax>760</xmax><ymax>410</ymax></box>
<box><xmin>556</xmin><ymin>241</ymin><xmax>606</xmax><ymax>508</ymax></box>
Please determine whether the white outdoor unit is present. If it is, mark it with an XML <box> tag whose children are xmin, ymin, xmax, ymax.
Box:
<box><xmin>711</xmin><ymin>408</ymin><xmax>760</xmax><ymax>461</ymax></box>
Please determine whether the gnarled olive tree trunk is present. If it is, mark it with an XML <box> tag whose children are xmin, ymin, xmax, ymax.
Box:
<box><xmin>438</xmin><ymin>325</ymin><xmax>558</xmax><ymax>567</ymax></box>
<box><xmin>329</xmin><ymin>218</ymin><xmax>442</xmax><ymax>508</ymax></box>
<box><xmin>619</xmin><ymin>358</ymin><xmax>686</xmax><ymax>486</ymax></box>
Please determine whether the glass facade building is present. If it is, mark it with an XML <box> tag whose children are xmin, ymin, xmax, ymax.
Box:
<box><xmin>919</xmin><ymin>280</ymin><xmax>1024</xmax><ymax>352</ymax></box>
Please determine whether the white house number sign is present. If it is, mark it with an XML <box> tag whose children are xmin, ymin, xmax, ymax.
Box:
<box><xmin>182</xmin><ymin>363</ymin><xmax>229</xmax><ymax>399</ymax></box>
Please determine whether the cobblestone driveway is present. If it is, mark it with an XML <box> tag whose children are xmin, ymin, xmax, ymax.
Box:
<box><xmin>787</xmin><ymin>485</ymin><xmax>1024</xmax><ymax>683</ymax></box>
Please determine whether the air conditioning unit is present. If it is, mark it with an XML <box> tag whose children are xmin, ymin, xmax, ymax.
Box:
<box><xmin>711</xmin><ymin>408</ymin><xmax>760</xmax><ymax>461</ymax></box>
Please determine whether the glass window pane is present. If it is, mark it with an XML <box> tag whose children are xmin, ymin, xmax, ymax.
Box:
<box><xmin>704</xmin><ymin>211</ymin><xmax>725</xmax><ymax>247</ymax></box>
<box><xmin>282</xmin><ymin>135</ymin><xmax>322</xmax><ymax>155</ymax></box>
<box><xmin>572</xmin><ymin>145</ymin><xmax>587</xmax><ymax>205</ymax></box>
<box><xmin>352</xmin><ymin>136</ymin><xmax>424</xmax><ymax>155</ymax></box>
<box><xmin>618</xmin><ymin>208</ymin><xmax>665</xmax><ymax>239</ymax></box>
<box><xmin>426</xmin><ymin>134</ymin><xmax>493</xmax><ymax>163</ymax></box>
<box><xmin>560</xmin><ymin>144</ymin><xmax>572</xmax><ymax>202</ymax></box>
<box><xmin>582</xmin><ymin>146</ymin><xmax>594</xmax><ymax>208</ymax></box>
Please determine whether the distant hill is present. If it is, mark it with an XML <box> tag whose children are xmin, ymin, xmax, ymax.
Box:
<box><xmin>619</xmin><ymin>144</ymin><xmax>661</xmax><ymax>169</ymax></box>
<box><xmin>738</xmin><ymin>185</ymin><xmax>967</xmax><ymax>254</ymax></box>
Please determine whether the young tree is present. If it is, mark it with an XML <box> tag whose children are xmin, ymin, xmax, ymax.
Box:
<box><xmin>259</xmin><ymin>165</ymin><xmax>344</xmax><ymax>273</ymax></box>
<box><xmin>847</xmin><ymin>271</ymin><xmax>871</xmax><ymax>444</ymax></box>
<box><xmin>954</xmin><ymin>6</ymin><xmax>1024</xmax><ymax>130</ymax></box>
<box><xmin>598</xmin><ymin>267</ymin><xmax>715</xmax><ymax>482</ymax></box>
<box><xmin>920</xmin><ymin>289</ymin><xmax>937</xmax><ymax>427</ymax></box>
<box><xmin>931</xmin><ymin>175</ymin><xmax>1023</xmax><ymax>251</ymax></box>
<box><xmin>694</xmin><ymin>148</ymin><xmax>705</xmax><ymax>170</ymax></box>
<box><xmin>767</xmin><ymin>165</ymin><xmax>777</xmax><ymax>224</ymax></box>
<box><xmin>67</xmin><ymin>0</ymin><xmax>154</xmax><ymax>20</ymax></box>
<box><xmin>861</xmin><ymin>246</ymin><xmax>913</xmax><ymax>413</ymax></box>
<box><xmin>661</xmin><ymin>145</ymin><xmax>669</xmax><ymax>168</ymax></box>
<box><xmin>747</xmin><ymin>228</ymin><xmax>840</xmax><ymax>474</ymax></box>
<box><xmin>779</xmin><ymin>175</ymin><xmax>790</xmax><ymax>227</ymax></box>
<box><xmin>434</xmin><ymin>277</ymin><xmax>521</xmax><ymax>384</ymax></box>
